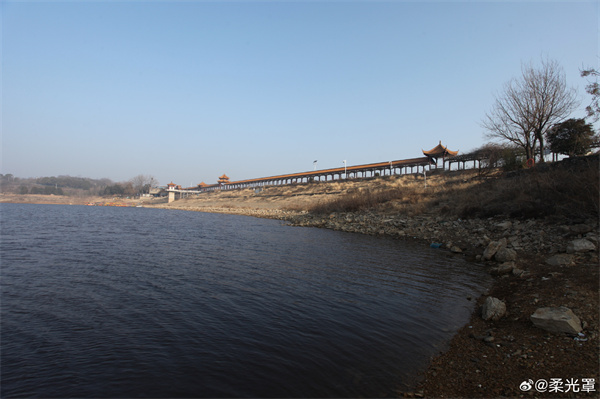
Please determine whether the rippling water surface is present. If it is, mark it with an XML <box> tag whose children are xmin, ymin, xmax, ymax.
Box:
<box><xmin>1</xmin><ymin>203</ymin><xmax>491</xmax><ymax>398</ymax></box>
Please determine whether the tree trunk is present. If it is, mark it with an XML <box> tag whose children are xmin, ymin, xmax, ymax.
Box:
<box><xmin>537</xmin><ymin>134</ymin><xmax>546</xmax><ymax>163</ymax></box>
<box><xmin>525</xmin><ymin>145</ymin><xmax>533</xmax><ymax>161</ymax></box>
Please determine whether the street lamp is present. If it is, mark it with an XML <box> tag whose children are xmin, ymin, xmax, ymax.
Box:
<box><xmin>343</xmin><ymin>160</ymin><xmax>347</xmax><ymax>178</ymax></box>
<box><xmin>313</xmin><ymin>160</ymin><xmax>318</xmax><ymax>171</ymax></box>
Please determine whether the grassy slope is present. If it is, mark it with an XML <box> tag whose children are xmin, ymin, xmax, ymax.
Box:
<box><xmin>159</xmin><ymin>154</ymin><xmax>598</xmax><ymax>223</ymax></box>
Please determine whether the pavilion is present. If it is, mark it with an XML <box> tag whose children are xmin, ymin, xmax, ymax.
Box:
<box><xmin>423</xmin><ymin>141</ymin><xmax>459</xmax><ymax>168</ymax></box>
<box><xmin>218</xmin><ymin>174</ymin><xmax>231</xmax><ymax>185</ymax></box>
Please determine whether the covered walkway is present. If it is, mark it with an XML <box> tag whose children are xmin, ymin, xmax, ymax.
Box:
<box><xmin>177</xmin><ymin>142</ymin><xmax>459</xmax><ymax>193</ymax></box>
<box><xmin>200</xmin><ymin>157</ymin><xmax>433</xmax><ymax>191</ymax></box>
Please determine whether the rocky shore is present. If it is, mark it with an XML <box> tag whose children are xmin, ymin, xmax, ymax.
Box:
<box><xmin>285</xmin><ymin>211</ymin><xmax>599</xmax><ymax>397</ymax></box>
<box><xmin>154</xmin><ymin>203</ymin><xmax>598</xmax><ymax>266</ymax></box>
<box><xmin>152</xmin><ymin>200</ymin><xmax>599</xmax><ymax>398</ymax></box>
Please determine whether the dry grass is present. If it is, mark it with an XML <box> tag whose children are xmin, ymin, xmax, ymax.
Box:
<box><xmin>454</xmin><ymin>155</ymin><xmax>599</xmax><ymax>219</ymax></box>
<box><xmin>307</xmin><ymin>155</ymin><xmax>599</xmax><ymax>220</ymax></box>
<box><xmin>147</xmin><ymin>155</ymin><xmax>598</xmax><ymax>221</ymax></box>
<box><xmin>309</xmin><ymin>188</ymin><xmax>402</xmax><ymax>213</ymax></box>
<box><xmin>307</xmin><ymin>172</ymin><xmax>471</xmax><ymax>215</ymax></box>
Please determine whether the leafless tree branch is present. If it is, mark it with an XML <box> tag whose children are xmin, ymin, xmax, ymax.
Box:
<box><xmin>483</xmin><ymin>58</ymin><xmax>579</xmax><ymax>162</ymax></box>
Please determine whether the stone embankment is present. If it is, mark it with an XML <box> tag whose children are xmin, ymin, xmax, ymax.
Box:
<box><xmin>286</xmin><ymin>211</ymin><xmax>599</xmax><ymax>261</ymax></box>
<box><xmin>158</xmin><ymin>203</ymin><xmax>599</xmax><ymax>272</ymax></box>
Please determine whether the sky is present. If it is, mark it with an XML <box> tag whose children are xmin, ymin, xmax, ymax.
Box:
<box><xmin>2</xmin><ymin>1</ymin><xmax>598</xmax><ymax>187</ymax></box>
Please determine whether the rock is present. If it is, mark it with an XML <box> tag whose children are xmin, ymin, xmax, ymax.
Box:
<box><xmin>566</xmin><ymin>239</ymin><xmax>596</xmax><ymax>253</ymax></box>
<box><xmin>497</xmin><ymin>261</ymin><xmax>515</xmax><ymax>275</ymax></box>
<box><xmin>570</xmin><ymin>224</ymin><xmax>593</xmax><ymax>235</ymax></box>
<box><xmin>512</xmin><ymin>268</ymin><xmax>524</xmax><ymax>277</ymax></box>
<box><xmin>495</xmin><ymin>247</ymin><xmax>517</xmax><ymax>262</ymax></box>
<box><xmin>530</xmin><ymin>307</ymin><xmax>582</xmax><ymax>335</ymax></box>
<box><xmin>545</xmin><ymin>254</ymin><xmax>575</xmax><ymax>267</ymax></box>
<box><xmin>450</xmin><ymin>245</ymin><xmax>463</xmax><ymax>253</ymax></box>
<box><xmin>483</xmin><ymin>238</ymin><xmax>507</xmax><ymax>261</ymax></box>
<box><xmin>481</xmin><ymin>296</ymin><xmax>506</xmax><ymax>321</ymax></box>
<box><xmin>496</xmin><ymin>221</ymin><xmax>512</xmax><ymax>230</ymax></box>
<box><xmin>585</xmin><ymin>234</ymin><xmax>599</xmax><ymax>245</ymax></box>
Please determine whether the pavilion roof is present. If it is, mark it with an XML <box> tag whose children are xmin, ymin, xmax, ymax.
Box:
<box><xmin>423</xmin><ymin>141</ymin><xmax>458</xmax><ymax>157</ymax></box>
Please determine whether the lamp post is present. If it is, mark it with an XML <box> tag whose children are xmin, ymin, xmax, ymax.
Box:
<box><xmin>313</xmin><ymin>160</ymin><xmax>318</xmax><ymax>171</ymax></box>
<box><xmin>343</xmin><ymin>160</ymin><xmax>347</xmax><ymax>179</ymax></box>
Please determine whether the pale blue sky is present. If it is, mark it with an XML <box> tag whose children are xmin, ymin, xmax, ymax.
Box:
<box><xmin>2</xmin><ymin>1</ymin><xmax>598</xmax><ymax>186</ymax></box>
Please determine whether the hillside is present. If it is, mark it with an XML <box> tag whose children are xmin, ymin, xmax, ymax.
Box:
<box><xmin>150</xmin><ymin>154</ymin><xmax>598</xmax><ymax>221</ymax></box>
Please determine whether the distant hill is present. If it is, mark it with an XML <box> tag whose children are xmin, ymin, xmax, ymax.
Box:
<box><xmin>0</xmin><ymin>174</ymin><xmax>113</xmax><ymax>196</ymax></box>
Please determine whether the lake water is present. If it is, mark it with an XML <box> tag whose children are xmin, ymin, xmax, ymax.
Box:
<box><xmin>1</xmin><ymin>203</ymin><xmax>491</xmax><ymax>398</ymax></box>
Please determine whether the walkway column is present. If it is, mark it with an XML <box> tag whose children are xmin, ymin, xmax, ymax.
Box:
<box><xmin>168</xmin><ymin>191</ymin><xmax>176</xmax><ymax>203</ymax></box>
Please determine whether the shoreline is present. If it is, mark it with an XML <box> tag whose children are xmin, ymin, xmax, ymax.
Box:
<box><xmin>144</xmin><ymin>202</ymin><xmax>600</xmax><ymax>398</ymax></box>
<box><xmin>4</xmin><ymin>190</ymin><xmax>599</xmax><ymax>397</ymax></box>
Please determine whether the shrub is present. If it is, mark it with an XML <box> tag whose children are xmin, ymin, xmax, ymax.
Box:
<box><xmin>500</xmin><ymin>147</ymin><xmax>525</xmax><ymax>171</ymax></box>
<box><xmin>456</xmin><ymin>155</ymin><xmax>598</xmax><ymax>219</ymax></box>
<box><xmin>547</xmin><ymin>118</ymin><xmax>597</xmax><ymax>157</ymax></box>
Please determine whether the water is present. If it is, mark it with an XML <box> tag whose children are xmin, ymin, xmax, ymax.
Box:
<box><xmin>1</xmin><ymin>203</ymin><xmax>491</xmax><ymax>398</ymax></box>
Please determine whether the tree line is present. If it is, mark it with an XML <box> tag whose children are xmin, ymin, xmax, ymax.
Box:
<box><xmin>0</xmin><ymin>174</ymin><xmax>159</xmax><ymax>197</ymax></box>
<box><xmin>101</xmin><ymin>175</ymin><xmax>158</xmax><ymax>197</ymax></box>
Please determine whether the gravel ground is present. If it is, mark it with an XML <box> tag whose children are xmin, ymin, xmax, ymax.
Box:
<box><xmin>411</xmin><ymin>253</ymin><xmax>599</xmax><ymax>398</ymax></box>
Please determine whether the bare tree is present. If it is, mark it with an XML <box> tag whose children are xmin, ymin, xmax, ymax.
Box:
<box><xmin>130</xmin><ymin>174</ymin><xmax>158</xmax><ymax>194</ymax></box>
<box><xmin>483</xmin><ymin>58</ymin><xmax>579</xmax><ymax>162</ymax></box>
<box><xmin>581</xmin><ymin>67</ymin><xmax>599</xmax><ymax>122</ymax></box>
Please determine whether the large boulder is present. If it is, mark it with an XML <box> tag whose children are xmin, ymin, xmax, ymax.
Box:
<box><xmin>530</xmin><ymin>307</ymin><xmax>582</xmax><ymax>334</ymax></box>
<box><xmin>566</xmin><ymin>239</ymin><xmax>596</xmax><ymax>253</ymax></box>
<box><xmin>481</xmin><ymin>296</ymin><xmax>506</xmax><ymax>321</ymax></box>
<box><xmin>483</xmin><ymin>238</ymin><xmax>507</xmax><ymax>261</ymax></box>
